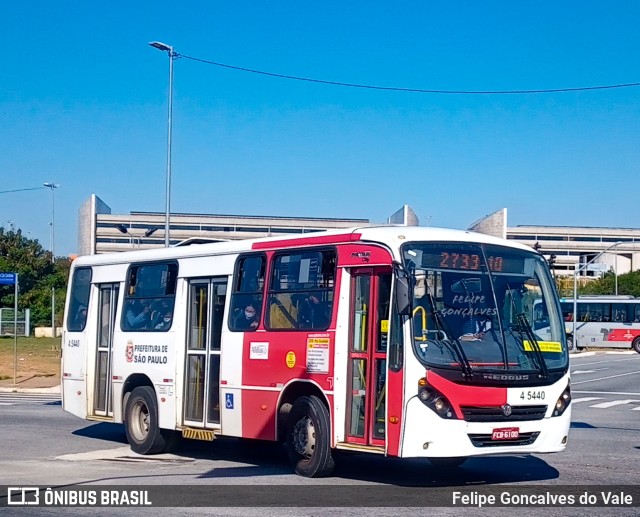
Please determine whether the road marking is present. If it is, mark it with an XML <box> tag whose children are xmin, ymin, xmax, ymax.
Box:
<box><xmin>571</xmin><ymin>357</ymin><xmax>638</xmax><ymax>367</ymax></box>
<box><xmin>571</xmin><ymin>397</ymin><xmax>604</xmax><ymax>404</ymax></box>
<box><xmin>571</xmin><ymin>370</ymin><xmax>605</xmax><ymax>374</ymax></box>
<box><xmin>588</xmin><ymin>399</ymin><xmax>640</xmax><ymax>409</ymax></box>
<box><xmin>632</xmin><ymin>407</ymin><xmax>640</xmax><ymax>411</ymax></box>
<box><xmin>56</xmin><ymin>446</ymin><xmax>195</xmax><ymax>463</ymax></box>
<box><xmin>572</xmin><ymin>370</ymin><xmax>640</xmax><ymax>385</ymax></box>
<box><xmin>0</xmin><ymin>402</ymin><xmax>14</xmax><ymax>406</ymax></box>
<box><xmin>574</xmin><ymin>390</ymin><xmax>640</xmax><ymax>396</ymax></box>
<box><xmin>0</xmin><ymin>393</ymin><xmax>60</xmax><ymax>404</ymax></box>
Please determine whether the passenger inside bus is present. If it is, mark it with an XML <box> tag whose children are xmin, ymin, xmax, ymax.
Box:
<box><xmin>297</xmin><ymin>294</ymin><xmax>331</xmax><ymax>329</ymax></box>
<box><xmin>233</xmin><ymin>302</ymin><xmax>260</xmax><ymax>330</ymax></box>
<box><xmin>154</xmin><ymin>309</ymin><xmax>173</xmax><ymax>330</ymax></box>
<box><xmin>73</xmin><ymin>305</ymin><xmax>87</xmax><ymax>328</ymax></box>
<box><xmin>125</xmin><ymin>300</ymin><xmax>151</xmax><ymax>330</ymax></box>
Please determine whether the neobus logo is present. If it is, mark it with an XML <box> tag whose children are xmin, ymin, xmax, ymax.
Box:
<box><xmin>482</xmin><ymin>373</ymin><xmax>530</xmax><ymax>381</ymax></box>
<box><xmin>350</xmin><ymin>251</ymin><xmax>371</xmax><ymax>262</ymax></box>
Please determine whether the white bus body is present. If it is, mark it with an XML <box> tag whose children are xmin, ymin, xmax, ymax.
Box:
<box><xmin>62</xmin><ymin>226</ymin><xmax>571</xmax><ymax>477</ymax></box>
<box><xmin>559</xmin><ymin>296</ymin><xmax>640</xmax><ymax>353</ymax></box>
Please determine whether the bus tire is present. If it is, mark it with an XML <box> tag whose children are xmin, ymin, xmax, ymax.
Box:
<box><xmin>287</xmin><ymin>395</ymin><xmax>335</xmax><ymax>477</ymax></box>
<box><xmin>124</xmin><ymin>386</ymin><xmax>170</xmax><ymax>455</ymax></box>
<box><xmin>633</xmin><ymin>337</ymin><xmax>640</xmax><ymax>354</ymax></box>
<box><xmin>428</xmin><ymin>457</ymin><xmax>467</xmax><ymax>468</ymax></box>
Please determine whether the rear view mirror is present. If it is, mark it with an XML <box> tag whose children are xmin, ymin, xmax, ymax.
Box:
<box><xmin>394</xmin><ymin>267</ymin><xmax>412</xmax><ymax>316</ymax></box>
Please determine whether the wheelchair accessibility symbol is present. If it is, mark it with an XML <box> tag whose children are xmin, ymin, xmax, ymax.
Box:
<box><xmin>225</xmin><ymin>393</ymin><xmax>234</xmax><ymax>410</ymax></box>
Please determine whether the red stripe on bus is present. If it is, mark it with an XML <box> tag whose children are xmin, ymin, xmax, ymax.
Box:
<box><xmin>386</xmin><ymin>361</ymin><xmax>404</xmax><ymax>457</ymax></box>
<box><xmin>426</xmin><ymin>370</ymin><xmax>507</xmax><ymax>418</ymax></box>
<box><xmin>251</xmin><ymin>233</ymin><xmax>362</xmax><ymax>250</ymax></box>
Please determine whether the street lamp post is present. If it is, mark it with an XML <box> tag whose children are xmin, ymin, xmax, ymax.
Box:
<box><xmin>116</xmin><ymin>225</ymin><xmax>160</xmax><ymax>248</ymax></box>
<box><xmin>43</xmin><ymin>182</ymin><xmax>60</xmax><ymax>338</ymax></box>
<box><xmin>149</xmin><ymin>41</ymin><xmax>177</xmax><ymax>248</ymax></box>
<box><xmin>571</xmin><ymin>241</ymin><xmax>624</xmax><ymax>349</ymax></box>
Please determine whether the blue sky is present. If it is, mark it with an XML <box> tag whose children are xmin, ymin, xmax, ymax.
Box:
<box><xmin>2</xmin><ymin>1</ymin><xmax>640</xmax><ymax>257</ymax></box>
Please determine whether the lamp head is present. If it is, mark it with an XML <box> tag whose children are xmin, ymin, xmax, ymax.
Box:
<box><xmin>149</xmin><ymin>41</ymin><xmax>172</xmax><ymax>52</ymax></box>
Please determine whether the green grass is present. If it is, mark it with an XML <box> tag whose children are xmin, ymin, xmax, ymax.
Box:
<box><xmin>0</xmin><ymin>336</ymin><xmax>62</xmax><ymax>378</ymax></box>
<box><xmin>0</xmin><ymin>336</ymin><xmax>61</xmax><ymax>351</ymax></box>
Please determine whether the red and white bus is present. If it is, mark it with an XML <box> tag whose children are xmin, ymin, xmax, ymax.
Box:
<box><xmin>559</xmin><ymin>296</ymin><xmax>640</xmax><ymax>353</ymax></box>
<box><xmin>62</xmin><ymin>226</ymin><xmax>571</xmax><ymax>477</ymax></box>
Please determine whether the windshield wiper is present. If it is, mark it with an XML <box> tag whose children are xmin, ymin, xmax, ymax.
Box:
<box><xmin>516</xmin><ymin>313</ymin><xmax>549</xmax><ymax>379</ymax></box>
<box><xmin>425</xmin><ymin>292</ymin><xmax>474</xmax><ymax>379</ymax></box>
<box><xmin>504</xmin><ymin>284</ymin><xmax>548</xmax><ymax>379</ymax></box>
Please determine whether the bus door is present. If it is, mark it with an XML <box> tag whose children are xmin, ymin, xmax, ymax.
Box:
<box><xmin>94</xmin><ymin>283</ymin><xmax>119</xmax><ymax>417</ymax></box>
<box><xmin>346</xmin><ymin>268</ymin><xmax>392</xmax><ymax>448</ymax></box>
<box><xmin>183</xmin><ymin>278</ymin><xmax>228</xmax><ymax>429</ymax></box>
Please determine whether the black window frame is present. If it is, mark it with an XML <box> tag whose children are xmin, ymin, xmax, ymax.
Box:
<box><xmin>228</xmin><ymin>253</ymin><xmax>267</xmax><ymax>332</ymax></box>
<box><xmin>121</xmin><ymin>260</ymin><xmax>179</xmax><ymax>332</ymax></box>
<box><xmin>266</xmin><ymin>247</ymin><xmax>337</xmax><ymax>331</ymax></box>
<box><xmin>66</xmin><ymin>267</ymin><xmax>93</xmax><ymax>332</ymax></box>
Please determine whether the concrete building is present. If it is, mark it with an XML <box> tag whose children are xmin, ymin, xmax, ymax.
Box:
<box><xmin>77</xmin><ymin>195</ymin><xmax>418</xmax><ymax>256</ymax></box>
<box><xmin>470</xmin><ymin>208</ymin><xmax>640</xmax><ymax>278</ymax></box>
<box><xmin>77</xmin><ymin>196</ymin><xmax>640</xmax><ymax>281</ymax></box>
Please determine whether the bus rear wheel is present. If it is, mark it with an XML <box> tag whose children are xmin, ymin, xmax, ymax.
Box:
<box><xmin>125</xmin><ymin>386</ymin><xmax>174</xmax><ymax>455</ymax></box>
<box><xmin>633</xmin><ymin>337</ymin><xmax>640</xmax><ymax>354</ymax></box>
<box><xmin>287</xmin><ymin>395</ymin><xmax>335</xmax><ymax>477</ymax></box>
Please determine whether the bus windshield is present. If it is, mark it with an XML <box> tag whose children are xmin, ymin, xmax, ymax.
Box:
<box><xmin>402</xmin><ymin>242</ymin><xmax>567</xmax><ymax>375</ymax></box>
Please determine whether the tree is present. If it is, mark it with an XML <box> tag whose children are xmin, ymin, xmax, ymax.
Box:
<box><xmin>0</xmin><ymin>226</ymin><xmax>69</xmax><ymax>327</ymax></box>
<box><xmin>580</xmin><ymin>269</ymin><xmax>640</xmax><ymax>297</ymax></box>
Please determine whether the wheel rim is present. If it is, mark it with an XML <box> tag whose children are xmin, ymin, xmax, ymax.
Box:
<box><xmin>130</xmin><ymin>399</ymin><xmax>150</xmax><ymax>442</ymax></box>
<box><xmin>292</xmin><ymin>415</ymin><xmax>316</xmax><ymax>458</ymax></box>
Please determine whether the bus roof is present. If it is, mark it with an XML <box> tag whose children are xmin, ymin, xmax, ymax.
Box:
<box><xmin>71</xmin><ymin>225</ymin><xmax>536</xmax><ymax>268</ymax></box>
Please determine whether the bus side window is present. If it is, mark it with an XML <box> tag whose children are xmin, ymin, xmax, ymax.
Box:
<box><xmin>67</xmin><ymin>267</ymin><xmax>92</xmax><ymax>332</ymax></box>
<box><xmin>266</xmin><ymin>249</ymin><xmax>336</xmax><ymax>331</ymax></box>
<box><xmin>229</xmin><ymin>254</ymin><xmax>266</xmax><ymax>332</ymax></box>
<box><xmin>121</xmin><ymin>262</ymin><xmax>178</xmax><ymax>332</ymax></box>
<box><xmin>612</xmin><ymin>304</ymin><xmax>629</xmax><ymax>323</ymax></box>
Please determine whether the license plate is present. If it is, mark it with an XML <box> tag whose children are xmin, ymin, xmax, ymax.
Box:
<box><xmin>491</xmin><ymin>427</ymin><xmax>519</xmax><ymax>440</ymax></box>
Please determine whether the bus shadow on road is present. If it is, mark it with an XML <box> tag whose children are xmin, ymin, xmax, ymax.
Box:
<box><xmin>329</xmin><ymin>452</ymin><xmax>559</xmax><ymax>486</ymax></box>
<box><xmin>190</xmin><ymin>439</ymin><xmax>559</xmax><ymax>485</ymax></box>
<box><xmin>72</xmin><ymin>422</ymin><xmax>128</xmax><ymax>444</ymax></box>
<box><xmin>70</xmin><ymin>424</ymin><xmax>559</xmax><ymax>486</ymax></box>
<box><xmin>570</xmin><ymin>421</ymin><xmax>596</xmax><ymax>429</ymax></box>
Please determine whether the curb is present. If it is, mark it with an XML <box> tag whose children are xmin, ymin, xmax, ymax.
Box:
<box><xmin>0</xmin><ymin>385</ymin><xmax>61</xmax><ymax>394</ymax></box>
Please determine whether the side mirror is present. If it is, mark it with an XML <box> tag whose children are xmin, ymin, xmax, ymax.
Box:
<box><xmin>394</xmin><ymin>267</ymin><xmax>412</xmax><ymax>316</ymax></box>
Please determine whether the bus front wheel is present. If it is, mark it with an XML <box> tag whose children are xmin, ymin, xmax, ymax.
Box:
<box><xmin>287</xmin><ymin>395</ymin><xmax>335</xmax><ymax>477</ymax></box>
<box><xmin>633</xmin><ymin>337</ymin><xmax>640</xmax><ymax>354</ymax></box>
<box><xmin>125</xmin><ymin>386</ymin><xmax>174</xmax><ymax>455</ymax></box>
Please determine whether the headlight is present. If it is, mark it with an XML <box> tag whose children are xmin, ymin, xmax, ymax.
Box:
<box><xmin>417</xmin><ymin>378</ymin><xmax>456</xmax><ymax>419</ymax></box>
<box><xmin>553</xmin><ymin>382</ymin><xmax>571</xmax><ymax>417</ymax></box>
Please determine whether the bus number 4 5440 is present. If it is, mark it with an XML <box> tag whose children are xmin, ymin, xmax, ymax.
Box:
<box><xmin>520</xmin><ymin>390</ymin><xmax>545</xmax><ymax>401</ymax></box>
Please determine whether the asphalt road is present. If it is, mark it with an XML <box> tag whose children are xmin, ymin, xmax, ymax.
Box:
<box><xmin>0</xmin><ymin>350</ymin><xmax>638</xmax><ymax>516</ymax></box>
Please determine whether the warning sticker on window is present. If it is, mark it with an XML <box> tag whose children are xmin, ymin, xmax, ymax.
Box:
<box><xmin>306</xmin><ymin>336</ymin><xmax>330</xmax><ymax>374</ymax></box>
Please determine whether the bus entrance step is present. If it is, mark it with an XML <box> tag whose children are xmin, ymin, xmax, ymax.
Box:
<box><xmin>182</xmin><ymin>428</ymin><xmax>216</xmax><ymax>441</ymax></box>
